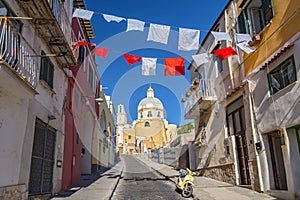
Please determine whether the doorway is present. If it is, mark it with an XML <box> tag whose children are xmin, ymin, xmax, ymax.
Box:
<box><xmin>267</xmin><ymin>131</ymin><xmax>287</xmax><ymax>190</ymax></box>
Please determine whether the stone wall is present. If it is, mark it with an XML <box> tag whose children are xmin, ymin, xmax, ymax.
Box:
<box><xmin>0</xmin><ymin>184</ymin><xmax>27</xmax><ymax>200</ymax></box>
<box><xmin>200</xmin><ymin>163</ymin><xmax>236</xmax><ymax>185</ymax></box>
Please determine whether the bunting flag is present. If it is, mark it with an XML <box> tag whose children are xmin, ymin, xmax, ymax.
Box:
<box><xmin>211</xmin><ymin>31</ymin><xmax>232</xmax><ymax>42</ymax></box>
<box><xmin>126</xmin><ymin>19</ymin><xmax>145</xmax><ymax>32</ymax></box>
<box><xmin>147</xmin><ymin>23</ymin><xmax>170</xmax><ymax>44</ymax></box>
<box><xmin>178</xmin><ymin>28</ymin><xmax>200</xmax><ymax>51</ymax></box>
<box><xmin>102</xmin><ymin>14</ymin><xmax>126</xmax><ymax>23</ymax></box>
<box><xmin>213</xmin><ymin>47</ymin><xmax>237</xmax><ymax>60</ymax></box>
<box><xmin>93</xmin><ymin>47</ymin><xmax>109</xmax><ymax>58</ymax></box>
<box><xmin>142</xmin><ymin>58</ymin><xmax>157</xmax><ymax>76</ymax></box>
<box><xmin>236</xmin><ymin>33</ymin><xmax>252</xmax><ymax>43</ymax></box>
<box><xmin>123</xmin><ymin>54</ymin><xmax>142</xmax><ymax>65</ymax></box>
<box><xmin>164</xmin><ymin>57</ymin><xmax>185</xmax><ymax>76</ymax></box>
<box><xmin>192</xmin><ymin>53</ymin><xmax>210</xmax><ymax>66</ymax></box>
<box><xmin>236</xmin><ymin>41</ymin><xmax>256</xmax><ymax>54</ymax></box>
<box><xmin>73</xmin><ymin>41</ymin><xmax>93</xmax><ymax>48</ymax></box>
<box><xmin>73</xmin><ymin>8</ymin><xmax>94</xmax><ymax>20</ymax></box>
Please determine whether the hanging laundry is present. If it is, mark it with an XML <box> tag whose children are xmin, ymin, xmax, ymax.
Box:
<box><xmin>211</xmin><ymin>31</ymin><xmax>232</xmax><ymax>42</ymax></box>
<box><xmin>126</xmin><ymin>19</ymin><xmax>145</xmax><ymax>32</ymax></box>
<box><xmin>147</xmin><ymin>23</ymin><xmax>170</xmax><ymax>44</ymax></box>
<box><xmin>142</xmin><ymin>57</ymin><xmax>157</xmax><ymax>76</ymax></box>
<box><xmin>73</xmin><ymin>8</ymin><xmax>94</xmax><ymax>20</ymax></box>
<box><xmin>236</xmin><ymin>41</ymin><xmax>256</xmax><ymax>54</ymax></box>
<box><xmin>93</xmin><ymin>47</ymin><xmax>109</xmax><ymax>58</ymax></box>
<box><xmin>102</xmin><ymin>14</ymin><xmax>126</xmax><ymax>23</ymax></box>
<box><xmin>123</xmin><ymin>54</ymin><xmax>142</xmax><ymax>65</ymax></box>
<box><xmin>164</xmin><ymin>57</ymin><xmax>185</xmax><ymax>76</ymax></box>
<box><xmin>213</xmin><ymin>47</ymin><xmax>237</xmax><ymax>60</ymax></box>
<box><xmin>178</xmin><ymin>28</ymin><xmax>200</xmax><ymax>51</ymax></box>
<box><xmin>236</xmin><ymin>33</ymin><xmax>252</xmax><ymax>43</ymax></box>
<box><xmin>192</xmin><ymin>53</ymin><xmax>210</xmax><ymax>66</ymax></box>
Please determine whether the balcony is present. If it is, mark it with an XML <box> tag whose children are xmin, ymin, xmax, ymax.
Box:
<box><xmin>184</xmin><ymin>79</ymin><xmax>217</xmax><ymax>119</ymax></box>
<box><xmin>0</xmin><ymin>18</ymin><xmax>38</xmax><ymax>94</ymax></box>
<box><xmin>17</xmin><ymin>0</ymin><xmax>76</xmax><ymax>66</ymax></box>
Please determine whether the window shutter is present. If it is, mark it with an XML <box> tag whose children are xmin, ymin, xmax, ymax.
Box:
<box><xmin>48</xmin><ymin>62</ymin><xmax>54</xmax><ymax>89</ymax></box>
<box><xmin>237</xmin><ymin>10</ymin><xmax>249</xmax><ymax>34</ymax></box>
<box><xmin>39</xmin><ymin>50</ymin><xmax>46</xmax><ymax>80</ymax></box>
<box><xmin>262</xmin><ymin>0</ymin><xmax>274</xmax><ymax>24</ymax></box>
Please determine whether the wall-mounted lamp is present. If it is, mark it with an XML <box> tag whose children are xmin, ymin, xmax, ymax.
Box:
<box><xmin>95</xmin><ymin>97</ymin><xmax>104</xmax><ymax>104</ymax></box>
<box><xmin>48</xmin><ymin>114</ymin><xmax>56</xmax><ymax>121</ymax></box>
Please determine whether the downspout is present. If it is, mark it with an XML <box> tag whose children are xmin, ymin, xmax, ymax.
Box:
<box><xmin>246</xmin><ymin>79</ymin><xmax>264</xmax><ymax>192</ymax></box>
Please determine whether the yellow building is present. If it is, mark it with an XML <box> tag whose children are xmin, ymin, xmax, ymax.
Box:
<box><xmin>236</xmin><ymin>0</ymin><xmax>300</xmax><ymax>198</ymax></box>
<box><xmin>121</xmin><ymin>86</ymin><xmax>177</xmax><ymax>153</ymax></box>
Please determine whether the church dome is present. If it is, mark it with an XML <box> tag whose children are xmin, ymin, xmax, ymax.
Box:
<box><xmin>138</xmin><ymin>86</ymin><xmax>164</xmax><ymax>111</ymax></box>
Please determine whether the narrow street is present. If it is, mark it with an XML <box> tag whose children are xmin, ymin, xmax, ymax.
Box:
<box><xmin>112</xmin><ymin>155</ymin><xmax>187</xmax><ymax>200</ymax></box>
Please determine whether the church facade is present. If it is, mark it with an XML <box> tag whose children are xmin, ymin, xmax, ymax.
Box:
<box><xmin>118</xmin><ymin>86</ymin><xmax>177</xmax><ymax>154</ymax></box>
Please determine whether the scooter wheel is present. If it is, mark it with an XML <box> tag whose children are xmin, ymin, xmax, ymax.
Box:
<box><xmin>182</xmin><ymin>184</ymin><xmax>193</xmax><ymax>198</ymax></box>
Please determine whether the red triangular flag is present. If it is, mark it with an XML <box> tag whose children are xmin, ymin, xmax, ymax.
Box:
<box><xmin>123</xmin><ymin>54</ymin><xmax>142</xmax><ymax>66</ymax></box>
<box><xmin>164</xmin><ymin>57</ymin><xmax>185</xmax><ymax>76</ymax></box>
<box><xmin>213</xmin><ymin>47</ymin><xmax>237</xmax><ymax>60</ymax></box>
<box><xmin>93</xmin><ymin>47</ymin><xmax>109</xmax><ymax>58</ymax></box>
<box><xmin>73</xmin><ymin>41</ymin><xmax>91</xmax><ymax>48</ymax></box>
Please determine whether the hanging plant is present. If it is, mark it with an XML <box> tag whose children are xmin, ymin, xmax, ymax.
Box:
<box><xmin>193</xmin><ymin>79</ymin><xmax>200</xmax><ymax>85</ymax></box>
<box><xmin>191</xmin><ymin>85</ymin><xmax>197</xmax><ymax>90</ymax></box>
<box><xmin>181</xmin><ymin>98</ymin><xmax>186</xmax><ymax>103</ymax></box>
<box><xmin>186</xmin><ymin>89</ymin><xmax>191</xmax><ymax>97</ymax></box>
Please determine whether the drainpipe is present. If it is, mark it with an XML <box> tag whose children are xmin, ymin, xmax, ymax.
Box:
<box><xmin>246</xmin><ymin>79</ymin><xmax>264</xmax><ymax>192</ymax></box>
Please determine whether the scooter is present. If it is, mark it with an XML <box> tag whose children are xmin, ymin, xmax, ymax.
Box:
<box><xmin>176</xmin><ymin>168</ymin><xmax>195</xmax><ymax>198</ymax></box>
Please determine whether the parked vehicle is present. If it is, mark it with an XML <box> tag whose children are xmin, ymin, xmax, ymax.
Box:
<box><xmin>176</xmin><ymin>168</ymin><xmax>195</xmax><ymax>198</ymax></box>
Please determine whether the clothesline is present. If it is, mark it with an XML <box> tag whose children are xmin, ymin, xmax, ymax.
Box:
<box><xmin>77</xmin><ymin>9</ymin><xmax>212</xmax><ymax>32</ymax></box>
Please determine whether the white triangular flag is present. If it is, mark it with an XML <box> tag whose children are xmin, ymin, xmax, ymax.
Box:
<box><xmin>211</xmin><ymin>31</ymin><xmax>232</xmax><ymax>42</ymax></box>
<box><xmin>147</xmin><ymin>23</ymin><xmax>170</xmax><ymax>44</ymax></box>
<box><xmin>126</xmin><ymin>19</ymin><xmax>145</xmax><ymax>32</ymax></box>
<box><xmin>178</xmin><ymin>28</ymin><xmax>200</xmax><ymax>51</ymax></box>
<box><xmin>73</xmin><ymin>8</ymin><xmax>94</xmax><ymax>20</ymax></box>
<box><xmin>236</xmin><ymin>34</ymin><xmax>252</xmax><ymax>43</ymax></box>
<box><xmin>192</xmin><ymin>53</ymin><xmax>210</xmax><ymax>66</ymax></box>
<box><xmin>236</xmin><ymin>41</ymin><xmax>256</xmax><ymax>54</ymax></box>
<box><xmin>103</xmin><ymin>14</ymin><xmax>126</xmax><ymax>23</ymax></box>
<box><xmin>142</xmin><ymin>57</ymin><xmax>157</xmax><ymax>76</ymax></box>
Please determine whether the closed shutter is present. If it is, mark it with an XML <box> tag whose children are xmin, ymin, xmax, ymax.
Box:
<box><xmin>237</xmin><ymin>10</ymin><xmax>250</xmax><ymax>34</ymax></box>
<box><xmin>262</xmin><ymin>0</ymin><xmax>274</xmax><ymax>24</ymax></box>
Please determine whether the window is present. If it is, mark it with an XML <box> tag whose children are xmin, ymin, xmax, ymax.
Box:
<box><xmin>29</xmin><ymin>118</ymin><xmax>56</xmax><ymax>195</ymax></box>
<box><xmin>215</xmin><ymin>55</ymin><xmax>223</xmax><ymax>73</ymax></box>
<box><xmin>88</xmin><ymin>61</ymin><xmax>94</xmax><ymax>90</ymax></box>
<box><xmin>237</xmin><ymin>0</ymin><xmax>274</xmax><ymax>34</ymax></box>
<box><xmin>267</xmin><ymin>55</ymin><xmax>296</xmax><ymax>95</ymax></box>
<box><xmin>128</xmin><ymin>135</ymin><xmax>131</xmax><ymax>139</ymax></box>
<box><xmin>40</xmin><ymin>50</ymin><xmax>54</xmax><ymax>89</ymax></box>
<box><xmin>157</xmin><ymin>111</ymin><xmax>161</xmax><ymax>118</ymax></box>
<box><xmin>78</xmin><ymin>45</ymin><xmax>85</xmax><ymax>65</ymax></box>
<box><xmin>140</xmin><ymin>112</ymin><xmax>143</xmax><ymax>119</ymax></box>
<box><xmin>145</xmin><ymin>122</ymin><xmax>150</xmax><ymax>127</ymax></box>
<box><xmin>147</xmin><ymin>111</ymin><xmax>152</xmax><ymax>118</ymax></box>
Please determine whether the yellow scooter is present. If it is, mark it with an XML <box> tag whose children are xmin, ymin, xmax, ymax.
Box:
<box><xmin>176</xmin><ymin>168</ymin><xmax>195</xmax><ymax>198</ymax></box>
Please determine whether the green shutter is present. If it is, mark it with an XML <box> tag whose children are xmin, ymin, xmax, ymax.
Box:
<box><xmin>237</xmin><ymin>10</ymin><xmax>249</xmax><ymax>34</ymax></box>
<box><xmin>39</xmin><ymin>50</ymin><xmax>46</xmax><ymax>80</ymax></box>
<box><xmin>262</xmin><ymin>0</ymin><xmax>274</xmax><ymax>24</ymax></box>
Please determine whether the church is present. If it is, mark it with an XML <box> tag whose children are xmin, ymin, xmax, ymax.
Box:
<box><xmin>116</xmin><ymin>86</ymin><xmax>177</xmax><ymax>154</ymax></box>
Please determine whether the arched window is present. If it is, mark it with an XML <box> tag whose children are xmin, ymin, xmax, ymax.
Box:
<box><xmin>140</xmin><ymin>112</ymin><xmax>143</xmax><ymax>119</ymax></box>
<box><xmin>145</xmin><ymin>122</ymin><xmax>150</xmax><ymax>127</ymax></box>
<box><xmin>157</xmin><ymin>111</ymin><xmax>161</xmax><ymax>118</ymax></box>
<box><xmin>147</xmin><ymin>111</ymin><xmax>152</xmax><ymax>118</ymax></box>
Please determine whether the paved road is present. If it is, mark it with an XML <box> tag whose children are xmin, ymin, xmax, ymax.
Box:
<box><xmin>111</xmin><ymin>155</ymin><xmax>188</xmax><ymax>200</ymax></box>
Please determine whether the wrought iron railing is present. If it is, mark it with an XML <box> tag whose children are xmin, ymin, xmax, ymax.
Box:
<box><xmin>184</xmin><ymin>79</ymin><xmax>216</xmax><ymax>115</ymax></box>
<box><xmin>0</xmin><ymin>18</ymin><xmax>38</xmax><ymax>88</ymax></box>
<box><xmin>48</xmin><ymin>0</ymin><xmax>76</xmax><ymax>50</ymax></box>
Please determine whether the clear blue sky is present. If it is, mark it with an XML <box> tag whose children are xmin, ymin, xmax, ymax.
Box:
<box><xmin>85</xmin><ymin>0</ymin><xmax>228</xmax><ymax>126</ymax></box>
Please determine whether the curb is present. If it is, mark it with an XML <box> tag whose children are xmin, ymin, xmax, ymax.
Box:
<box><xmin>108</xmin><ymin>165</ymin><xmax>124</xmax><ymax>200</ymax></box>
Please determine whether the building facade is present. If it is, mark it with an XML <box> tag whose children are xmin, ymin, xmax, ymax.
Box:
<box><xmin>62</xmin><ymin>0</ymin><xmax>99</xmax><ymax>190</ymax></box>
<box><xmin>0</xmin><ymin>0</ymin><xmax>75</xmax><ymax>199</ymax></box>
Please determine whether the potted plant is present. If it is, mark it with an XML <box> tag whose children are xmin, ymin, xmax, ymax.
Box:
<box><xmin>186</xmin><ymin>89</ymin><xmax>191</xmax><ymax>97</ymax></box>
<box><xmin>181</xmin><ymin>98</ymin><xmax>186</xmax><ymax>103</ymax></box>
<box><xmin>193</xmin><ymin>79</ymin><xmax>200</xmax><ymax>85</ymax></box>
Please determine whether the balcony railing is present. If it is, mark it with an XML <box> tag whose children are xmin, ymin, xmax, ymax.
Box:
<box><xmin>17</xmin><ymin>0</ymin><xmax>76</xmax><ymax>66</ymax></box>
<box><xmin>184</xmin><ymin>79</ymin><xmax>216</xmax><ymax>118</ymax></box>
<box><xmin>0</xmin><ymin>18</ymin><xmax>38</xmax><ymax>89</ymax></box>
